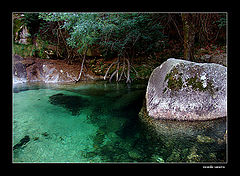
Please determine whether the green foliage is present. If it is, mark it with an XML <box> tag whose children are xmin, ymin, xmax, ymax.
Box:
<box><xmin>39</xmin><ymin>13</ymin><xmax>102</xmax><ymax>55</ymax></box>
<box><xmin>216</xmin><ymin>14</ymin><xmax>227</xmax><ymax>28</ymax></box>
<box><xmin>39</xmin><ymin>12</ymin><xmax>167</xmax><ymax>58</ymax></box>
<box><xmin>13</xmin><ymin>17</ymin><xmax>24</xmax><ymax>40</ymax></box>
<box><xmin>22</xmin><ymin>13</ymin><xmax>41</xmax><ymax>39</ymax></box>
<box><xmin>13</xmin><ymin>43</ymin><xmax>34</xmax><ymax>57</ymax></box>
<box><xmin>98</xmin><ymin>13</ymin><xmax>167</xmax><ymax>58</ymax></box>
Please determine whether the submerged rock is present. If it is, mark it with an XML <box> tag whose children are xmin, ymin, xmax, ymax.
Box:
<box><xmin>128</xmin><ymin>149</ymin><xmax>141</xmax><ymax>160</ymax></box>
<box><xmin>139</xmin><ymin>99</ymin><xmax>226</xmax><ymax>139</ymax></box>
<box><xmin>112</xmin><ymin>90</ymin><xmax>145</xmax><ymax>110</ymax></box>
<box><xmin>146</xmin><ymin>58</ymin><xmax>227</xmax><ymax>121</ymax></box>
<box><xmin>48</xmin><ymin>93</ymin><xmax>89</xmax><ymax>116</ymax></box>
<box><xmin>151</xmin><ymin>155</ymin><xmax>164</xmax><ymax>163</ymax></box>
<box><xmin>196</xmin><ymin>135</ymin><xmax>215</xmax><ymax>143</ymax></box>
<box><xmin>13</xmin><ymin>135</ymin><xmax>30</xmax><ymax>150</ymax></box>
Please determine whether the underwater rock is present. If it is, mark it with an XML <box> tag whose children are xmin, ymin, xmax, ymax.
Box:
<box><xmin>139</xmin><ymin>97</ymin><xmax>227</xmax><ymax>140</ymax></box>
<box><xmin>146</xmin><ymin>58</ymin><xmax>227</xmax><ymax>121</ymax></box>
<box><xmin>187</xmin><ymin>146</ymin><xmax>201</xmax><ymax>162</ymax></box>
<box><xmin>166</xmin><ymin>149</ymin><xmax>181</xmax><ymax>162</ymax></box>
<box><xmin>13</xmin><ymin>135</ymin><xmax>30</xmax><ymax>150</ymax></box>
<box><xmin>112</xmin><ymin>90</ymin><xmax>145</xmax><ymax>110</ymax></box>
<box><xmin>128</xmin><ymin>149</ymin><xmax>141</xmax><ymax>160</ymax></box>
<box><xmin>196</xmin><ymin>135</ymin><xmax>215</xmax><ymax>143</ymax></box>
<box><xmin>48</xmin><ymin>93</ymin><xmax>89</xmax><ymax>116</ymax></box>
<box><xmin>139</xmin><ymin>97</ymin><xmax>227</xmax><ymax>162</ymax></box>
<box><xmin>151</xmin><ymin>155</ymin><xmax>164</xmax><ymax>163</ymax></box>
<box><xmin>42</xmin><ymin>132</ymin><xmax>49</xmax><ymax>137</ymax></box>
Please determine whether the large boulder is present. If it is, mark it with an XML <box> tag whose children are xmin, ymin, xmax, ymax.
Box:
<box><xmin>146</xmin><ymin>58</ymin><xmax>227</xmax><ymax>121</ymax></box>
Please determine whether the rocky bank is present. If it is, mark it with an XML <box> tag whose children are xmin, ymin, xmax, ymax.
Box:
<box><xmin>13</xmin><ymin>55</ymin><xmax>103</xmax><ymax>84</ymax></box>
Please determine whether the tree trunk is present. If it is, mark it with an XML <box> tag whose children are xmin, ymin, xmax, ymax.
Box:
<box><xmin>181</xmin><ymin>13</ymin><xmax>196</xmax><ymax>61</ymax></box>
<box><xmin>125</xmin><ymin>58</ymin><xmax>131</xmax><ymax>83</ymax></box>
<box><xmin>76</xmin><ymin>57</ymin><xmax>85</xmax><ymax>82</ymax></box>
<box><xmin>76</xmin><ymin>48</ymin><xmax>88</xmax><ymax>83</ymax></box>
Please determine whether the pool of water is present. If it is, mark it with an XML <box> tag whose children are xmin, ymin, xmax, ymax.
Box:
<box><xmin>12</xmin><ymin>81</ymin><xmax>226</xmax><ymax>163</ymax></box>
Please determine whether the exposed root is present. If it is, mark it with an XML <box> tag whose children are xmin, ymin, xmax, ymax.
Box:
<box><xmin>66</xmin><ymin>72</ymin><xmax>77</xmax><ymax>82</ymax></box>
<box><xmin>125</xmin><ymin>58</ymin><xmax>131</xmax><ymax>83</ymax></box>
<box><xmin>104</xmin><ymin>58</ymin><xmax>119</xmax><ymax>80</ymax></box>
<box><xmin>104</xmin><ymin>57</ymin><xmax>136</xmax><ymax>83</ymax></box>
<box><xmin>66</xmin><ymin>57</ymin><xmax>86</xmax><ymax>83</ymax></box>
<box><xmin>109</xmin><ymin>69</ymin><xmax>118</xmax><ymax>82</ymax></box>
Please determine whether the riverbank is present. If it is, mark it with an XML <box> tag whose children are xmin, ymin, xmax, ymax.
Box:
<box><xmin>12</xmin><ymin>55</ymin><xmax>160</xmax><ymax>84</ymax></box>
<box><xmin>13</xmin><ymin>44</ymin><xmax>226</xmax><ymax>85</ymax></box>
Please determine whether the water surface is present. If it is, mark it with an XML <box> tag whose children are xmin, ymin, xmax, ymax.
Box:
<box><xmin>12</xmin><ymin>81</ymin><xmax>226</xmax><ymax>163</ymax></box>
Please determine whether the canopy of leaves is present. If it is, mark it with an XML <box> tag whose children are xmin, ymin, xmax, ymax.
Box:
<box><xmin>39</xmin><ymin>12</ymin><xmax>167</xmax><ymax>58</ymax></box>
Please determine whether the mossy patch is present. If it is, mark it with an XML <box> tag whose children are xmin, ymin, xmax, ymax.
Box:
<box><xmin>164</xmin><ymin>65</ymin><xmax>215</xmax><ymax>95</ymax></box>
<box><xmin>164</xmin><ymin>67</ymin><xmax>183</xmax><ymax>91</ymax></box>
<box><xmin>186</xmin><ymin>75</ymin><xmax>204</xmax><ymax>91</ymax></box>
<box><xmin>186</xmin><ymin>75</ymin><xmax>215</xmax><ymax>95</ymax></box>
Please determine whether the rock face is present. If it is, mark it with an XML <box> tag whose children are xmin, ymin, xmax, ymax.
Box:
<box><xmin>12</xmin><ymin>55</ymin><xmax>102</xmax><ymax>84</ymax></box>
<box><xmin>146</xmin><ymin>58</ymin><xmax>227</xmax><ymax>121</ymax></box>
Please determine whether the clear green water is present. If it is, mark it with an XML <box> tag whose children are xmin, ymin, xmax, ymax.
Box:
<box><xmin>12</xmin><ymin>81</ymin><xmax>226</xmax><ymax>163</ymax></box>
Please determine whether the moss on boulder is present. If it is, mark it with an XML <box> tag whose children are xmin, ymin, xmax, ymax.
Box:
<box><xmin>146</xmin><ymin>58</ymin><xmax>227</xmax><ymax>121</ymax></box>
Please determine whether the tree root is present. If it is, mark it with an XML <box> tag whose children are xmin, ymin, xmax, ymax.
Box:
<box><xmin>104</xmin><ymin>57</ymin><xmax>136</xmax><ymax>83</ymax></box>
<box><xmin>104</xmin><ymin>58</ymin><xmax>119</xmax><ymax>80</ymax></box>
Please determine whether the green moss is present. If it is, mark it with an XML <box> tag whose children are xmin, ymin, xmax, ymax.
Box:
<box><xmin>164</xmin><ymin>67</ymin><xmax>183</xmax><ymax>91</ymax></box>
<box><xmin>186</xmin><ymin>75</ymin><xmax>215</xmax><ymax>95</ymax></box>
<box><xmin>164</xmin><ymin>65</ymin><xmax>215</xmax><ymax>95</ymax></box>
<box><xmin>186</xmin><ymin>75</ymin><xmax>204</xmax><ymax>91</ymax></box>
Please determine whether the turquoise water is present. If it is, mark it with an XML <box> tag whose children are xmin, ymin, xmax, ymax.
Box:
<box><xmin>12</xmin><ymin>81</ymin><xmax>226</xmax><ymax>163</ymax></box>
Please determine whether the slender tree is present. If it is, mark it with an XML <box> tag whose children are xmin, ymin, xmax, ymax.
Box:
<box><xmin>181</xmin><ymin>13</ymin><xmax>197</xmax><ymax>61</ymax></box>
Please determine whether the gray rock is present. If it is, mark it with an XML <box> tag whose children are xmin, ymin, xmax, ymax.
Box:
<box><xmin>13</xmin><ymin>54</ymin><xmax>24</xmax><ymax>63</ymax></box>
<box><xmin>13</xmin><ymin>62</ymin><xmax>27</xmax><ymax>79</ymax></box>
<box><xmin>146</xmin><ymin>58</ymin><xmax>227</xmax><ymax>121</ymax></box>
